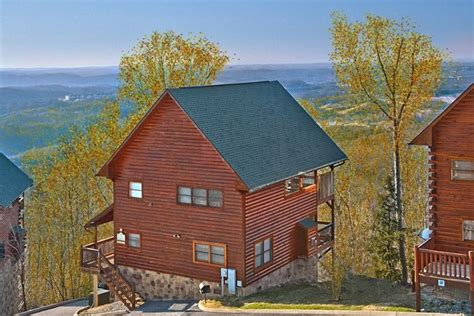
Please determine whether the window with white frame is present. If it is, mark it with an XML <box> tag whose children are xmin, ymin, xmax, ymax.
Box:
<box><xmin>129</xmin><ymin>182</ymin><xmax>143</xmax><ymax>198</ymax></box>
<box><xmin>452</xmin><ymin>160</ymin><xmax>474</xmax><ymax>181</ymax></box>
<box><xmin>463</xmin><ymin>220</ymin><xmax>474</xmax><ymax>241</ymax></box>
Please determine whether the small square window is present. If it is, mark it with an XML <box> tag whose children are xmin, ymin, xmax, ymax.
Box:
<box><xmin>193</xmin><ymin>188</ymin><xmax>207</xmax><ymax>206</ymax></box>
<box><xmin>129</xmin><ymin>182</ymin><xmax>143</xmax><ymax>198</ymax></box>
<box><xmin>195</xmin><ymin>243</ymin><xmax>210</xmax><ymax>262</ymax></box>
<box><xmin>178</xmin><ymin>187</ymin><xmax>192</xmax><ymax>204</ymax></box>
<box><xmin>209</xmin><ymin>190</ymin><xmax>223</xmax><ymax>208</ymax></box>
<box><xmin>463</xmin><ymin>220</ymin><xmax>474</xmax><ymax>241</ymax></box>
<box><xmin>211</xmin><ymin>245</ymin><xmax>225</xmax><ymax>265</ymax></box>
<box><xmin>128</xmin><ymin>233</ymin><xmax>140</xmax><ymax>248</ymax></box>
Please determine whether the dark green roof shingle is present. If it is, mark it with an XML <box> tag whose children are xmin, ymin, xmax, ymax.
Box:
<box><xmin>0</xmin><ymin>153</ymin><xmax>33</xmax><ymax>207</ymax></box>
<box><xmin>168</xmin><ymin>81</ymin><xmax>347</xmax><ymax>191</ymax></box>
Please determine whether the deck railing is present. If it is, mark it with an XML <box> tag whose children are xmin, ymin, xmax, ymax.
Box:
<box><xmin>316</xmin><ymin>221</ymin><xmax>334</xmax><ymax>253</ymax></box>
<box><xmin>415</xmin><ymin>238</ymin><xmax>472</xmax><ymax>281</ymax></box>
<box><xmin>318</xmin><ymin>171</ymin><xmax>334</xmax><ymax>202</ymax></box>
<box><xmin>81</xmin><ymin>236</ymin><xmax>114</xmax><ymax>271</ymax></box>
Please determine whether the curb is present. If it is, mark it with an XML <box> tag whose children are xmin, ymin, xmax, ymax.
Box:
<box><xmin>15</xmin><ymin>297</ymin><xmax>87</xmax><ymax>316</ymax></box>
<box><xmin>198</xmin><ymin>301</ymin><xmax>464</xmax><ymax>316</ymax></box>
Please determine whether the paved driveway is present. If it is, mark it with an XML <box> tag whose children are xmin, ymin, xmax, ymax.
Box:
<box><xmin>131</xmin><ymin>300</ymin><xmax>199</xmax><ymax>315</ymax></box>
<box><xmin>30</xmin><ymin>299</ymin><xmax>89</xmax><ymax>315</ymax></box>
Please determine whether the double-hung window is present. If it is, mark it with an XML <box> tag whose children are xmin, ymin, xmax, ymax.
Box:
<box><xmin>128</xmin><ymin>233</ymin><xmax>141</xmax><ymax>248</ymax></box>
<box><xmin>129</xmin><ymin>181</ymin><xmax>143</xmax><ymax>198</ymax></box>
<box><xmin>193</xmin><ymin>242</ymin><xmax>226</xmax><ymax>266</ymax></box>
<box><xmin>463</xmin><ymin>220</ymin><xmax>474</xmax><ymax>241</ymax></box>
<box><xmin>255</xmin><ymin>237</ymin><xmax>272</xmax><ymax>268</ymax></box>
<box><xmin>452</xmin><ymin>160</ymin><xmax>474</xmax><ymax>181</ymax></box>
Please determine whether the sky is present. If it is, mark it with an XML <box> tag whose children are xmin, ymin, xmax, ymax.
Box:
<box><xmin>0</xmin><ymin>0</ymin><xmax>472</xmax><ymax>68</ymax></box>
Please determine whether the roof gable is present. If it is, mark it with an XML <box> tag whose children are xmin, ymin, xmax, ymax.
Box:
<box><xmin>99</xmin><ymin>81</ymin><xmax>347</xmax><ymax>192</ymax></box>
<box><xmin>410</xmin><ymin>83</ymin><xmax>474</xmax><ymax>146</ymax></box>
<box><xmin>0</xmin><ymin>153</ymin><xmax>33</xmax><ymax>207</ymax></box>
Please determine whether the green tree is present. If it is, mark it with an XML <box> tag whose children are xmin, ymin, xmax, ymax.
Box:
<box><xmin>330</xmin><ymin>13</ymin><xmax>445</xmax><ymax>284</ymax></box>
<box><xmin>119</xmin><ymin>31</ymin><xmax>230</xmax><ymax>110</ymax></box>
<box><xmin>372</xmin><ymin>175</ymin><xmax>402</xmax><ymax>282</ymax></box>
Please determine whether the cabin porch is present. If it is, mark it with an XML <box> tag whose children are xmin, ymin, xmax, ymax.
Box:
<box><xmin>414</xmin><ymin>238</ymin><xmax>474</xmax><ymax>312</ymax></box>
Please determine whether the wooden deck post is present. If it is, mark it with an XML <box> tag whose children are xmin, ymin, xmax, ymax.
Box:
<box><xmin>414</xmin><ymin>245</ymin><xmax>421</xmax><ymax>312</ymax></box>
<box><xmin>469</xmin><ymin>251</ymin><xmax>474</xmax><ymax>315</ymax></box>
<box><xmin>93</xmin><ymin>274</ymin><xmax>99</xmax><ymax>307</ymax></box>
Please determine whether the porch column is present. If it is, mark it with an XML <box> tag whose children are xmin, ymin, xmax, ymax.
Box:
<box><xmin>414</xmin><ymin>245</ymin><xmax>421</xmax><ymax>312</ymax></box>
<box><xmin>93</xmin><ymin>274</ymin><xmax>99</xmax><ymax>307</ymax></box>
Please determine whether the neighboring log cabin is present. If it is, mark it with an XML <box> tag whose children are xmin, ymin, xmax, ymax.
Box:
<box><xmin>410</xmin><ymin>83</ymin><xmax>474</xmax><ymax>312</ymax></box>
<box><xmin>81</xmin><ymin>81</ymin><xmax>347</xmax><ymax>308</ymax></box>
<box><xmin>0</xmin><ymin>153</ymin><xmax>32</xmax><ymax>267</ymax></box>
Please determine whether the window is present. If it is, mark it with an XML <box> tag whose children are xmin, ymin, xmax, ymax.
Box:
<box><xmin>302</xmin><ymin>171</ymin><xmax>315</xmax><ymax>188</ymax></box>
<box><xmin>177</xmin><ymin>187</ymin><xmax>223</xmax><ymax>208</ymax></box>
<box><xmin>128</xmin><ymin>233</ymin><xmax>141</xmax><ymax>248</ymax></box>
<box><xmin>0</xmin><ymin>242</ymin><xmax>4</xmax><ymax>259</ymax></box>
<box><xmin>285</xmin><ymin>177</ymin><xmax>300</xmax><ymax>194</ymax></box>
<box><xmin>463</xmin><ymin>220</ymin><xmax>474</xmax><ymax>241</ymax></box>
<box><xmin>193</xmin><ymin>188</ymin><xmax>207</xmax><ymax>206</ymax></box>
<box><xmin>129</xmin><ymin>182</ymin><xmax>143</xmax><ymax>198</ymax></box>
<box><xmin>193</xmin><ymin>242</ymin><xmax>226</xmax><ymax>266</ymax></box>
<box><xmin>452</xmin><ymin>160</ymin><xmax>474</xmax><ymax>181</ymax></box>
<box><xmin>178</xmin><ymin>187</ymin><xmax>192</xmax><ymax>204</ymax></box>
<box><xmin>255</xmin><ymin>237</ymin><xmax>272</xmax><ymax>268</ymax></box>
<box><xmin>209</xmin><ymin>190</ymin><xmax>223</xmax><ymax>207</ymax></box>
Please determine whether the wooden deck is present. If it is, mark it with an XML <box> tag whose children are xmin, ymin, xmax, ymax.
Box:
<box><xmin>80</xmin><ymin>236</ymin><xmax>114</xmax><ymax>273</ymax></box>
<box><xmin>414</xmin><ymin>238</ymin><xmax>474</xmax><ymax>312</ymax></box>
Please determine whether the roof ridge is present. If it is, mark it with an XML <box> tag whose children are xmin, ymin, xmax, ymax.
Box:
<box><xmin>169</xmin><ymin>80</ymin><xmax>275</xmax><ymax>91</ymax></box>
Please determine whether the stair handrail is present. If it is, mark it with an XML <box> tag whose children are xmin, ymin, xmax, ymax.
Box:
<box><xmin>98</xmin><ymin>249</ymin><xmax>137</xmax><ymax>309</ymax></box>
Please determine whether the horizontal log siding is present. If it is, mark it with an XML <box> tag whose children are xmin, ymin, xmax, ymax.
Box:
<box><xmin>431</xmin><ymin>90</ymin><xmax>474</xmax><ymax>254</ymax></box>
<box><xmin>109</xmin><ymin>94</ymin><xmax>244</xmax><ymax>283</ymax></box>
<box><xmin>244</xmin><ymin>183</ymin><xmax>318</xmax><ymax>285</ymax></box>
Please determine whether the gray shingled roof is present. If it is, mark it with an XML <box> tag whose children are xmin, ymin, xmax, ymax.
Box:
<box><xmin>0</xmin><ymin>153</ymin><xmax>33</xmax><ymax>207</ymax></box>
<box><xmin>168</xmin><ymin>81</ymin><xmax>347</xmax><ymax>192</ymax></box>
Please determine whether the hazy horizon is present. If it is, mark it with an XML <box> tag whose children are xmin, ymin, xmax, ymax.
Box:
<box><xmin>1</xmin><ymin>0</ymin><xmax>472</xmax><ymax>68</ymax></box>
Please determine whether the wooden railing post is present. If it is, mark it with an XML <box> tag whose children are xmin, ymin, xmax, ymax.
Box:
<box><xmin>469</xmin><ymin>251</ymin><xmax>474</xmax><ymax>315</ymax></box>
<box><xmin>414</xmin><ymin>245</ymin><xmax>421</xmax><ymax>312</ymax></box>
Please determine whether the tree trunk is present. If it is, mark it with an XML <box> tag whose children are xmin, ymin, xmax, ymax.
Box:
<box><xmin>393</xmin><ymin>125</ymin><xmax>408</xmax><ymax>284</ymax></box>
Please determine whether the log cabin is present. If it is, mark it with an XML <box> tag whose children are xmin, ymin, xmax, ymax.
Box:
<box><xmin>410</xmin><ymin>83</ymin><xmax>474</xmax><ymax>312</ymax></box>
<box><xmin>0</xmin><ymin>153</ymin><xmax>33</xmax><ymax>267</ymax></box>
<box><xmin>80</xmin><ymin>81</ymin><xmax>347</xmax><ymax>309</ymax></box>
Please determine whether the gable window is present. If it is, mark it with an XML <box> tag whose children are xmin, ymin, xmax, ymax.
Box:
<box><xmin>193</xmin><ymin>188</ymin><xmax>208</xmax><ymax>206</ymax></box>
<box><xmin>128</xmin><ymin>233</ymin><xmax>141</xmax><ymax>248</ymax></box>
<box><xmin>178</xmin><ymin>187</ymin><xmax>192</xmax><ymax>204</ymax></box>
<box><xmin>255</xmin><ymin>237</ymin><xmax>272</xmax><ymax>268</ymax></box>
<box><xmin>129</xmin><ymin>182</ymin><xmax>143</xmax><ymax>198</ymax></box>
<box><xmin>177</xmin><ymin>187</ymin><xmax>223</xmax><ymax>208</ymax></box>
<box><xmin>463</xmin><ymin>220</ymin><xmax>474</xmax><ymax>241</ymax></box>
<box><xmin>209</xmin><ymin>190</ymin><xmax>223</xmax><ymax>207</ymax></box>
<box><xmin>452</xmin><ymin>160</ymin><xmax>474</xmax><ymax>181</ymax></box>
<box><xmin>0</xmin><ymin>242</ymin><xmax>4</xmax><ymax>259</ymax></box>
<box><xmin>193</xmin><ymin>241</ymin><xmax>226</xmax><ymax>266</ymax></box>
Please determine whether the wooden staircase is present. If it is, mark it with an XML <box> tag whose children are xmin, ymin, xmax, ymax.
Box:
<box><xmin>98</xmin><ymin>252</ymin><xmax>143</xmax><ymax>310</ymax></box>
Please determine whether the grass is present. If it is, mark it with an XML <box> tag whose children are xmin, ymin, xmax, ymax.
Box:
<box><xmin>202</xmin><ymin>274</ymin><xmax>416</xmax><ymax>312</ymax></box>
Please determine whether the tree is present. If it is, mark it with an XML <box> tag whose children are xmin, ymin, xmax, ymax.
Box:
<box><xmin>330</xmin><ymin>13</ymin><xmax>445</xmax><ymax>284</ymax></box>
<box><xmin>119</xmin><ymin>31</ymin><xmax>230</xmax><ymax>110</ymax></box>
<box><xmin>372</xmin><ymin>175</ymin><xmax>402</xmax><ymax>282</ymax></box>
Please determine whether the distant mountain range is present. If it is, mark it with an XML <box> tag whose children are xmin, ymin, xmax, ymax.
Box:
<box><xmin>0</xmin><ymin>63</ymin><xmax>473</xmax><ymax>158</ymax></box>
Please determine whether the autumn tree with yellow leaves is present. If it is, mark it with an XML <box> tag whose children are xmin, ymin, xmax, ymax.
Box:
<box><xmin>330</xmin><ymin>13</ymin><xmax>446</xmax><ymax>284</ymax></box>
<box><xmin>23</xmin><ymin>31</ymin><xmax>229</xmax><ymax>307</ymax></box>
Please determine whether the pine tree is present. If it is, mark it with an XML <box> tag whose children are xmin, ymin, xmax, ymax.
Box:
<box><xmin>372</xmin><ymin>175</ymin><xmax>402</xmax><ymax>282</ymax></box>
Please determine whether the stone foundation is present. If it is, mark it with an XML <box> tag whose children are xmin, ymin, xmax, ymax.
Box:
<box><xmin>239</xmin><ymin>256</ymin><xmax>320</xmax><ymax>296</ymax></box>
<box><xmin>118</xmin><ymin>256</ymin><xmax>326</xmax><ymax>300</ymax></box>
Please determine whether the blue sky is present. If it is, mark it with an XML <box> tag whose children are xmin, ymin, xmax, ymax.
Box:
<box><xmin>0</xmin><ymin>0</ymin><xmax>472</xmax><ymax>68</ymax></box>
